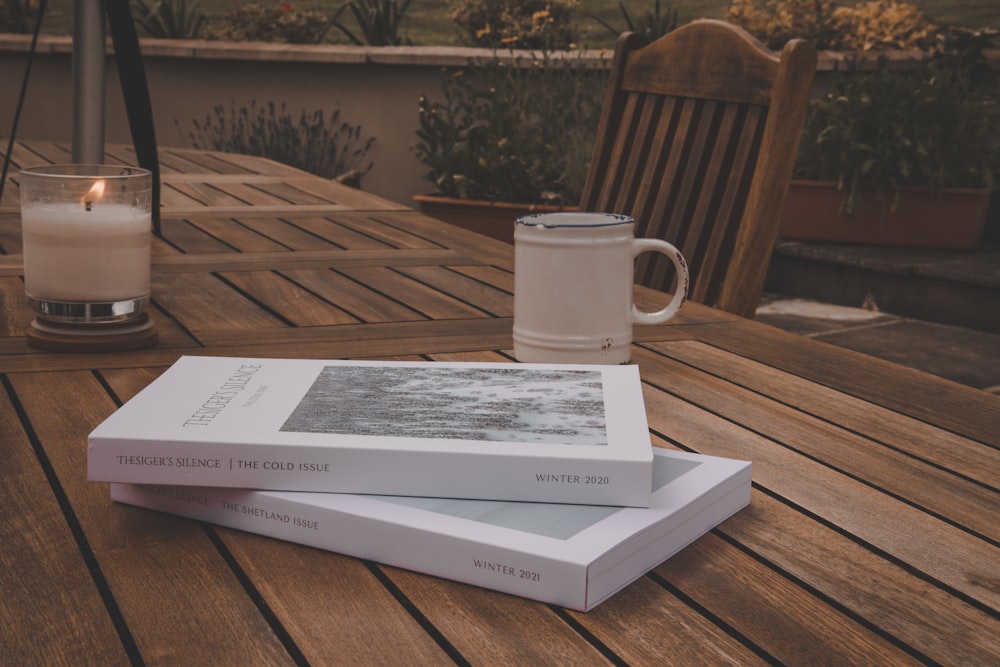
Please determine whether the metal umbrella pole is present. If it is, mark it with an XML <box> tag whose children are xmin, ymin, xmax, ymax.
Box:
<box><xmin>72</xmin><ymin>0</ymin><xmax>105</xmax><ymax>163</ymax></box>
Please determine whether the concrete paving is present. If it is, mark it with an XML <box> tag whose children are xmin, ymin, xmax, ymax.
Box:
<box><xmin>765</xmin><ymin>241</ymin><xmax>1000</xmax><ymax>334</ymax></box>
<box><xmin>755</xmin><ymin>294</ymin><xmax>1000</xmax><ymax>394</ymax></box>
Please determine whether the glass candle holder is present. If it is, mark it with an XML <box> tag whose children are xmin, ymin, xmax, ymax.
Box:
<box><xmin>19</xmin><ymin>164</ymin><xmax>153</xmax><ymax>327</ymax></box>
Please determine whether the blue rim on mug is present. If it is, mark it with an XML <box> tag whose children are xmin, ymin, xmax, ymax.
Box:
<box><xmin>516</xmin><ymin>212</ymin><xmax>633</xmax><ymax>228</ymax></box>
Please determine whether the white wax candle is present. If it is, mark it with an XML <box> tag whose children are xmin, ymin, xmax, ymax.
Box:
<box><xmin>22</xmin><ymin>201</ymin><xmax>151</xmax><ymax>302</ymax></box>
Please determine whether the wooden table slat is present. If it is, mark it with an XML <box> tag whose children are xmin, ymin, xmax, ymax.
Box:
<box><xmin>693</xmin><ymin>318</ymin><xmax>1000</xmax><ymax>446</ymax></box>
<box><xmin>152</xmin><ymin>149</ymin><xmax>230</xmax><ymax>176</ymax></box>
<box><xmin>325</xmin><ymin>211</ymin><xmax>454</xmax><ymax>250</ymax></box>
<box><xmin>166</xmin><ymin>180</ymin><xmax>261</xmax><ymax>208</ymax></box>
<box><xmin>160</xmin><ymin>147</ymin><xmax>261</xmax><ymax>175</ymax></box>
<box><xmin>8</xmin><ymin>140</ymin><xmax>72</xmax><ymax>167</ymax></box>
<box><xmin>158</xmin><ymin>217</ymin><xmax>246</xmax><ymax>254</ymax></box>
<box><xmin>717</xmin><ymin>491</ymin><xmax>1000</xmax><ymax>665</ymax></box>
<box><xmin>1</xmin><ymin>386</ymin><xmax>132</xmax><ymax>666</ymax></box>
<box><xmin>384</xmin><ymin>567</ymin><xmax>614</xmax><ymax>665</ymax></box>
<box><xmin>276</xmin><ymin>214</ymin><xmax>398</xmax><ymax>250</ymax></box>
<box><xmin>395</xmin><ymin>264</ymin><xmax>514</xmax><ymax>317</ymax></box>
<box><xmin>150</xmin><ymin>272</ymin><xmax>287</xmax><ymax>332</ymax></box>
<box><xmin>653</xmin><ymin>339</ymin><xmax>1000</xmax><ymax>489</ymax></box>
<box><xmin>279</xmin><ymin>268</ymin><xmax>428</xmax><ymax>324</ymax></box>
<box><xmin>183</xmin><ymin>215</ymin><xmax>294</xmax><ymax>252</ymax></box>
<box><xmin>637</xmin><ymin>365</ymin><xmax>998</xmax><ymax>609</ymax></box>
<box><xmin>9</xmin><ymin>371</ymin><xmax>296</xmax><ymax>664</ymax></box>
<box><xmin>218</xmin><ymin>533</ymin><xmax>459</xmax><ymax>665</ymax></box>
<box><xmin>656</xmin><ymin>532</ymin><xmax>925</xmax><ymax>665</ymax></box>
<box><xmin>337</xmin><ymin>266</ymin><xmax>492</xmax><ymax>320</ymax></box>
<box><xmin>219</xmin><ymin>270</ymin><xmax>362</xmax><ymax>327</ymax></box>
<box><xmin>638</xmin><ymin>350</ymin><xmax>999</xmax><ymax>543</ymax></box>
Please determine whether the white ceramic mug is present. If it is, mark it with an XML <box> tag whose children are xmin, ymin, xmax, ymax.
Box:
<box><xmin>513</xmin><ymin>212</ymin><xmax>688</xmax><ymax>364</ymax></box>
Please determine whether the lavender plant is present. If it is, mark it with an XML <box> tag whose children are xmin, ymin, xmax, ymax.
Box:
<box><xmin>183</xmin><ymin>100</ymin><xmax>375</xmax><ymax>180</ymax></box>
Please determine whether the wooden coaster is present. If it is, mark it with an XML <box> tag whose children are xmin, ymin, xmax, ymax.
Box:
<box><xmin>26</xmin><ymin>316</ymin><xmax>159</xmax><ymax>353</ymax></box>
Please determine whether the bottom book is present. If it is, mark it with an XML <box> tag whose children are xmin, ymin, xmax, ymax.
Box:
<box><xmin>111</xmin><ymin>448</ymin><xmax>751</xmax><ymax>611</ymax></box>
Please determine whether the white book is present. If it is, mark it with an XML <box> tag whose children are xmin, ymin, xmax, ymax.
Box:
<box><xmin>90</xmin><ymin>356</ymin><xmax>655</xmax><ymax>505</ymax></box>
<box><xmin>111</xmin><ymin>448</ymin><xmax>751</xmax><ymax>611</ymax></box>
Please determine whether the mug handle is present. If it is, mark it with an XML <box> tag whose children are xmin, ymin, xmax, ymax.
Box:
<box><xmin>630</xmin><ymin>238</ymin><xmax>689</xmax><ymax>325</ymax></box>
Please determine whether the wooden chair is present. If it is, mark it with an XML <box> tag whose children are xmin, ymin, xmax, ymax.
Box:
<box><xmin>580</xmin><ymin>20</ymin><xmax>817</xmax><ymax>318</ymax></box>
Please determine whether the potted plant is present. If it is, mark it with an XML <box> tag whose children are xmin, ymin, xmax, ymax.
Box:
<box><xmin>413</xmin><ymin>47</ymin><xmax>608</xmax><ymax>243</ymax></box>
<box><xmin>779</xmin><ymin>27</ymin><xmax>999</xmax><ymax>249</ymax></box>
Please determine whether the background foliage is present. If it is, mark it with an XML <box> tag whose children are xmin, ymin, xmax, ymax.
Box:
<box><xmin>209</xmin><ymin>2</ymin><xmax>332</xmax><ymax>42</ymax></box>
<box><xmin>181</xmin><ymin>100</ymin><xmax>375</xmax><ymax>179</ymax></box>
<box><xmin>796</xmin><ymin>29</ymin><xmax>999</xmax><ymax>213</ymax></box>
<box><xmin>0</xmin><ymin>0</ymin><xmax>40</xmax><ymax>33</ymax></box>
<box><xmin>133</xmin><ymin>0</ymin><xmax>207</xmax><ymax>39</ymax></box>
<box><xmin>727</xmin><ymin>0</ymin><xmax>939</xmax><ymax>50</ymax></box>
<box><xmin>330</xmin><ymin>0</ymin><xmax>414</xmax><ymax>46</ymax></box>
<box><xmin>450</xmin><ymin>0</ymin><xmax>578</xmax><ymax>49</ymax></box>
<box><xmin>415</xmin><ymin>53</ymin><xmax>607</xmax><ymax>204</ymax></box>
<box><xmin>10</xmin><ymin>0</ymin><xmax>999</xmax><ymax>47</ymax></box>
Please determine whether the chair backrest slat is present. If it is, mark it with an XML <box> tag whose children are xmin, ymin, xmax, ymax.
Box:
<box><xmin>580</xmin><ymin>20</ymin><xmax>816</xmax><ymax>317</ymax></box>
<box><xmin>632</xmin><ymin>95</ymin><xmax>681</xmax><ymax>226</ymax></box>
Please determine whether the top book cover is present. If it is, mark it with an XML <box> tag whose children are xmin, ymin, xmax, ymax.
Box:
<box><xmin>88</xmin><ymin>356</ymin><xmax>656</xmax><ymax>506</ymax></box>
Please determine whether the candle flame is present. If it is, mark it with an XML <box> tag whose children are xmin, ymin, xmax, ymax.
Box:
<box><xmin>82</xmin><ymin>180</ymin><xmax>105</xmax><ymax>211</ymax></box>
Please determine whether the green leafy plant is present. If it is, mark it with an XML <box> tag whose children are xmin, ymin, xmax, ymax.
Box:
<box><xmin>330</xmin><ymin>0</ymin><xmax>414</xmax><ymax>46</ymax></box>
<box><xmin>212</xmin><ymin>2</ymin><xmax>332</xmax><ymax>43</ymax></box>
<box><xmin>726</xmin><ymin>0</ymin><xmax>840</xmax><ymax>50</ymax></box>
<box><xmin>834</xmin><ymin>0</ymin><xmax>937</xmax><ymax>51</ymax></box>
<box><xmin>589</xmin><ymin>0</ymin><xmax>680</xmax><ymax>42</ymax></box>
<box><xmin>415</xmin><ymin>52</ymin><xmax>607</xmax><ymax>205</ymax></box>
<box><xmin>795</xmin><ymin>28</ymin><xmax>999</xmax><ymax>215</ymax></box>
<box><xmin>182</xmin><ymin>100</ymin><xmax>375</xmax><ymax>180</ymax></box>
<box><xmin>450</xmin><ymin>0</ymin><xmax>579</xmax><ymax>50</ymax></box>
<box><xmin>1</xmin><ymin>0</ymin><xmax>40</xmax><ymax>33</ymax></box>
<box><xmin>726</xmin><ymin>0</ymin><xmax>936</xmax><ymax>51</ymax></box>
<box><xmin>133</xmin><ymin>0</ymin><xmax>207</xmax><ymax>39</ymax></box>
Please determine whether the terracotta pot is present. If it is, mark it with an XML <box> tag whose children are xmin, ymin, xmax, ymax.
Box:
<box><xmin>413</xmin><ymin>194</ymin><xmax>578</xmax><ymax>244</ymax></box>
<box><xmin>779</xmin><ymin>180</ymin><xmax>993</xmax><ymax>250</ymax></box>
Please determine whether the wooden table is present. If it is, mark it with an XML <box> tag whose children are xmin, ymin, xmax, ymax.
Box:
<box><xmin>2</xmin><ymin>142</ymin><xmax>998</xmax><ymax>666</ymax></box>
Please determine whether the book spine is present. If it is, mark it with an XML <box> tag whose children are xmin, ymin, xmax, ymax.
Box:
<box><xmin>110</xmin><ymin>483</ymin><xmax>589</xmax><ymax>610</ymax></box>
<box><xmin>91</xmin><ymin>442</ymin><xmax>651</xmax><ymax>506</ymax></box>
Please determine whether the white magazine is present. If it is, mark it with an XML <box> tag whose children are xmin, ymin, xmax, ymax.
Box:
<box><xmin>90</xmin><ymin>356</ymin><xmax>655</xmax><ymax>505</ymax></box>
<box><xmin>111</xmin><ymin>448</ymin><xmax>751</xmax><ymax>611</ymax></box>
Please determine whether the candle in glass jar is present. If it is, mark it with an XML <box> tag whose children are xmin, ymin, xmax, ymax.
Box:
<box><xmin>22</xmin><ymin>200</ymin><xmax>151</xmax><ymax>302</ymax></box>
